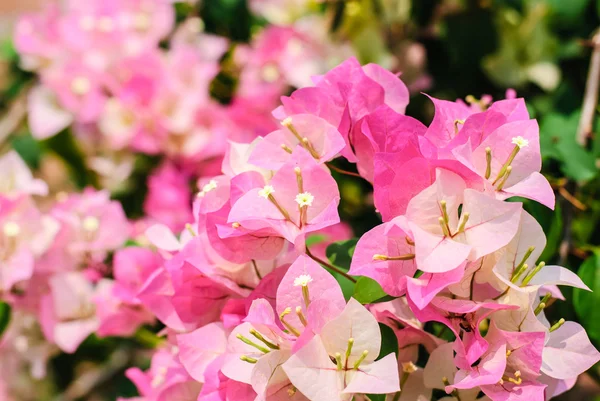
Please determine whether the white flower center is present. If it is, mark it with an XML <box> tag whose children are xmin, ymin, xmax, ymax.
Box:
<box><xmin>261</xmin><ymin>64</ymin><xmax>280</xmax><ymax>83</ymax></box>
<box><xmin>71</xmin><ymin>77</ymin><xmax>91</xmax><ymax>95</ymax></box>
<box><xmin>295</xmin><ymin>192</ymin><xmax>314</xmax><ymax>207</ymax></box>
<box><xmin>511</xmin><ymin>136</ymin><xmax>529</xmax><ymax>149</ymax></box>
<box><xmin>3</xmin><ymin>222</ymin><xmax>21</xmax><ymax>237</ymax></box>
<box><xmin>198</xmin><ymin>179</ymin><xmax>218</xmax><ymax>197</ymax></box>
<box><xmin>293</xmin><ymin>274</ymin><xmax>313</xmax><ymax>287</ymax></box>
<box><xmin>258</xmin><ymin>185</ymin><xmax>275</xmax><ymax>199</ymax></box>
<box><xmin>151</xmin><ymin>367</ymin><xmax>168</xmax><ymax>388</ymax></box>
<box><xmin>133</xmin><ymin>13</ymin><xmax>151</xmax><ymax>31</ymax></box>
<box><xmin>281</xmin><ymin>117</ymin><xmax>293</xmax><ymax>127</ymax></box>
<box><xmin>82</xmin><ymin>216</ymin><xmax>100</xmax><ymax>232</ymax></box>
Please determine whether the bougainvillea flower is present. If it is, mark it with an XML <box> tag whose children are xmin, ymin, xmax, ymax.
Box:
<box><xmin>39</xmin><ymin>189</ymin><xmax>129</xmax><ymax>272</ymax></box>
<box><xmin>0</xmin><ymin>197</ymin><xmax>58</xmax><ymax>293</ymax></box>
<box><xmin>144</xmin><ymin>162</ymin><xmax>193</xmax><ymax>232</ymax></box>
<box><xmin>371</xmin><ymin>298</ymin><xmax>443</xmax><ymax>364</ymax></box>
<box><xmin>541</xmin><ymin>321</ymin><xmax>600</xmax><ymax>380</ymax></box>
<box><xmin>39</xmin><ymin>272</ymin><xmax>99</xmax><ymax>353</ymax></box>
<box><xmin>424</xmin><ymin>342</ymin><xmax>490</xmax><ymax>401</ymax></box>
<box><xmin>447</xmin><ymin>321</ymin><xmax>547</xmax><ymax>401</ymax></box>
<box><xmin>406</xmin><ymin>169</ymin><xmax>522</xmax><ymax>273</ymax></box>
<box><xmin>94</xmin><ymin>279</ymin><xmax>155</xmax><ymax>338</ymax></box>
<box><xmin>453</xmin><ymin>119</ymin><xmax>554</xmax><ymax>209</ymax></box>
<box><xmin>249</xmin><ymin>114</ymin><xmax>346</xmax><ymax>170</ymax></box>
<box><xmin>276</xmin><ymin>255</ymin><xmax>346</xmax><ymax>341</ymax></box>
<box><xmin>410</xmin><ymin>296</ymin><xmax>518</xmax><ymax>369</ymax></box>
<box><xmin>0</xmin><ymin>151</ymin><xmax>48</xmax><ymax>197</ymax></box>
<box><xmin>283</xmin><ymin>299</ymin><xmax>400</xmax><ymax>401</ymax></box>
<box><xmin>274</xmin><ymin>57</ymin><xmax>409</xmax><ymax>161</ymax></box>
<box><xmin>124</xmin><ymin>347</ymin><xmax>201</xmax><ymax>401</ymax></box>
<box><xmin>177</xmin><ymin>322</ymin><xmax>228</xmax><ymax>383</ymax></box>
<box><xmin>27</xmin><ymin>85</ymin><xmax>74</xmax><ymax>140</ymax></box>
<box><xmin>349</xmin><ymin>216</ymin><xmax>417</xmax><ymax>297</ymax></box>
<box><xmin>350</xmin><ymin>105</ymin><xmax>427</xmax><ymax>182</ymax></box>
<box><xmin>227</xmin><ymin>148</ymin><xmax>340</xmax><ymax>247</ymax></box>
<box><xmin>422</xmin><ymin>96</ymin><xmax>475</xmax><ymax>149</ymax></box>
<box><xmin>222</xmin><ymin>299</ymin><xmax>291</xmax><ymax>386</ymax></box>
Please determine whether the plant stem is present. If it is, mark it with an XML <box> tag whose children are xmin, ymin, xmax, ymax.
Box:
<box><xmin>305</xmin><ymin>247</ymin><xmax>357</xmax><ymax>283</ymax></box>
<box><xmin>577</xmin><ymin>29</ymin><xmax>600</xmax><ymax>146</ymax></box>
<box><xmin>326</xmin><ymin>163</ymin><xmax>365</xmax><ymax>179</ymax></box>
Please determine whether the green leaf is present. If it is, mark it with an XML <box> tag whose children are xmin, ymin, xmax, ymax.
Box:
<box><xmin>42</xmin><ymin>130</ymin><xmax>96</xmax><ymax>188</ymax></box>
<box><xmin>364</xmin><ymin>394</ymin><xmax>386</xmax><ymax>401</ymax></box>
<box><xmin>326</xmin><ymin>239</ymin><xmax>358</xmax><ymax>300</ymax></box>
<box><xmin>305</xmin><ymin>234</ymin><xmax>327</xmax><ymax>248</ymax></box>
<box><xmin>11</xmin><ymin>132</ymin><xmax>42</xmax><ymax>169</ymax></box>
<box><xmin>353</xmin><ymin>276</ymin><xmax>390</xmax><ymax>304</ymax></box>
<box><xmin>0</xmin><ymin>302</ymin><xmax>11</xmax><ymax>338</ymax></box>
<box><xmin>573</xmin><ymin>252</ymin><xmax>600</xmax><ymax>341</ymax></box>
<box><xmin>326</xmin><ymin>239</ymin><xmax>358</xmax><ymax>270</ymax></box>
<box><xmin>556</xmin><ymin>142</ymin><xmax>597</xmax><ymax>182</ymax></box>
<box><xmin>539</xmin><ymin>111</ymin><xmax>597</xmax><ymax>183</ymax></box>
<box><xmin>0</xmin><ymin>39</ymin><xmax>17</xmax><ymax>61</ymax></box>
<box><xmin>547</xmin><ymin>0</ymin><xmax>591</xmax><ymax>25</ymax></box>
<box><xmin>377</xmin><ymin>323</ymin><xmax>398</xmax><ymax>360</ymax></box>
<box><xmin>377</xmin><ymin>322</ymin><xmax>398</xmax><ymax>360</ymax></box>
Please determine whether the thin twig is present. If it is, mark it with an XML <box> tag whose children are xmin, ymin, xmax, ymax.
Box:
<box><xmin>0</xmin><ymin>90</ymin><xmax>28</xmax><ymax>145</ymax></box>
<box><xmin>326</xmin><ymin>163</ymin><xmax>365</xmax><ymax>179</ymax></box>
<box><xmin>305</xmin><ymin>247</ymin><xmax>357</xmax><ymax>283</ymax></box>
<box><xmin>53</xmin><ymin>348</ymin><xmax>131</xmax><ymax>401</ymax></box>
<box><xmin>558</xmin><ymin>187</ymin><xmax>587</xmax><ymax>211</ymax></box>
<box><xmin>559</xmin><ymin>182</ymin><xmax>576</xmax><ymax>266</ymax></box>
<box><xmin>577</xmin><ymin>29</ymin><xmax>600</xmax><ymax>146</ymax></box>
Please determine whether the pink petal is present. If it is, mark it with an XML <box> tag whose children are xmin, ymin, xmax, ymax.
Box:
<box><xmin>282</xmin><ymin>336</ymin><xmax>343</xmax><ymax>401</ymax></box>
<box><xmin>177</xmin><ymin>323</ymin><xmax>228</xmax><ymax>382</ymax></box>
<box><xmin>342</xmin><ymin>353</ymin><xmax>400</xmax><ymax>395</ymax></box>
<box><xmin>542</xmin><ymin>321</ymin><xmax>600</xmax><ymax>379</ymax></box>
<box><xmin>276</xmin><ymin>255</ymin><xmax>345</xmax><ymax>331</ymax></box>
<box><xmin>320</xmin><ymin>299</ymin><xmax>381</xmax><ymax>366</ymax></box>
<box><xmin>462</xmin><ymin>189</ymin><xmax>522</xmax><ymax>259</ymax></box>
<box><xmin>499</xmin><ymin>172</ymin><xmax>555</xmax><ymax>210</ymax></box>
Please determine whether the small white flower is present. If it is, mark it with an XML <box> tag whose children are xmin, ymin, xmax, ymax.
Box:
<box><xmin>3</xmin><ymin>222</ymin><xmax>21</xmax><ymax>237</ymax></box>
<box><xmin>511</xmin><ymin>136</ymin><xmax>529</xmax><ymax>149</ymax></box>
<box><xmin>133</xmin><ymin>12</ymin><xmax>151</xmax><ymax>31</ymax></box>
<box><xmin>82</xmin><ymin>216</ymin><xmax>100</xmax><ymax>232</ymax></box>
<box><xmin>295</xmin><ymin>192</ymin><xmax>314</xmax><ymax>207</ymax></box>
<box><xmin>197</xmin><ymin>179</ymin><xmax>218</xmax><ymax>197</ymax></box>
<box><xmin>71</xmin><ymin>77</ymin><xmax>91</xmax><ymax>95</ymax></box>
<box><xmin>261</xmin><ymin>64</ymin><xmax>280</xmax><ymax>83</ymax></box>
<box><xmin>151</xmin><ymin>367</ymin><xmax>168</xmax><ymax>388</ymax></box>
<box><xmin>258</xmin><ymin>185</ymin><xmax>275</xmax><ymax>198</ymax></box>
<box><xmin>293</xmin><ymin>274</ymin><xmax>313</xmax><ymax>287</ymax></box>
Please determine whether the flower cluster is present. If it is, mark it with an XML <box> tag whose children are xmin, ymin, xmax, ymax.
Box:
<box><xmin>2</xmin><ymin>3</ymin><xmax>598</xmax><ymax>400</ymax></box>
<box><xmin>0</xmin><ymin>151</ymin><xmax>142</xmax><ymax>385</ymax></box>
<box><xmin>117</xmin><ymin>58</ymin><xmax>595</xmax><ymax>401</ymax></box>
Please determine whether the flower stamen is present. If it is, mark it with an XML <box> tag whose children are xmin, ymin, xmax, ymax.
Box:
<box><xmin>372</xmin><ymin>253</ymin><xmax>415</xmax><ymax>261</ymax></box>
<box><xmin>249</xmin><ymin>328</ymin><xmax>280</xmax><ymax>350</ymax></box>
<box><xmin>240</xmin><ymin>355</ymin><xmax>258</xmax><ymax>364</ymax></box>
<box><xmin>520</xmin><ymin>261</ymin><xmax>546</xmax><ymax>286</ymax></box>
<box><xmin>485</xmin><ymin>147</ymin><xmax>492</xmax><ymax>179</ymax></box>
<box><xmin>279</xmin><ymin>307</ymin><xmax>301</xmax><ymax>337</ymax></box>
<box><xmin>353</xmin><ymin>350</ymin><xmax>369</xmax><ymax>370</ymax></box>
<box><xmin>236</xmin><ymin>333</ymin><xmax>270</xmax><ymax>353</ymax></box>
